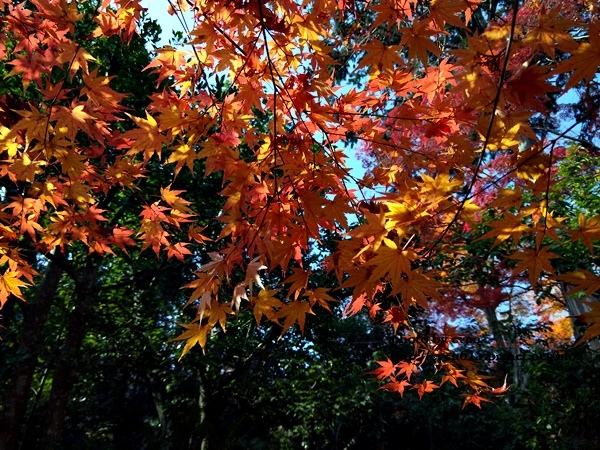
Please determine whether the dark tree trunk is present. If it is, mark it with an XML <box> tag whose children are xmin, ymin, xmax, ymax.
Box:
<box><xmin>483</xmin><ymin>306</ymin><xmax>507</xmax><ymax>352</ymax></box>
<box><xmin>0</xmin><ymin>256</ymin><xmax>63</xmax><ymax>450</ymax></box>
<box><xmin>44</xmin><ymin>256</ymin><xmax>98</xmax><ymax>448</ymax></box>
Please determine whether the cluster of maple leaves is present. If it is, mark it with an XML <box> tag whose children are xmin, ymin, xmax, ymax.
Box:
<box><xmin>1</xmin><ymin>0</ymin><xmax>600</xmax><ymax>407</ymax></box>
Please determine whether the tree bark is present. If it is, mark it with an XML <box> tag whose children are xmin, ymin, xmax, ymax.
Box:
<box><xmin>0</xmin><ymin>256</ymin><xmax>63</xmax><ymax>450</ymax></box>
<box><xmin>483</xmin><ymin>306</ymin><xmax>507</xmax><ymax>352</ymax></box>
<box><xmin>44</xmin><ymin>256</ymin><xmax>98</xmax><ymax>448</ymax></box>
<box><xmin>559</xmin><ymin>281</ymin><xmax>600</xmax><ymax>351</ymax></box>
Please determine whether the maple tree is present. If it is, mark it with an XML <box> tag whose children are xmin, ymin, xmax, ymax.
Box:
<box><xmin>1</xmin><ymin>0</ymin><xmax>600</xmax><ymax>436</ymax></box>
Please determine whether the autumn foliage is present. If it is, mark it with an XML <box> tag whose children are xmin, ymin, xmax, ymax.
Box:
<box><xmin>1</xmin><ymin>0</ymin><xmax>600</xmax><ymax>409</ymax></box>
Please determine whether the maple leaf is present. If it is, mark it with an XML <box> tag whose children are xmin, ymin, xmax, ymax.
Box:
<box><xmin>166</xmin><ymin>242</ymin><xmax>192</xmax><ymax>261</ymax></box>
<box><xmin>252</xmin><ymin>289</ymin><xmax>283</xmax><ymax>324</ymax></box>
<box><xmin>365</xmin><ymin>241</ymin><xmax>416</xmax><ymax>282</ymax></box>
<box><xmin>161</xmin><ymin>186</ymin><xmax>194</xmax><ymax>214</ymax></box>
<box><xmin>0</xmin><ymin>270</ymin><xmax>29</xmax><ymax>307</ymax></box>
<box><xmin>382</xmin><ymin>306</ymin><xmax>407</xmax><ymax>333</ymax></box>
<box><xmin>412</xmin><ymin>380</ymin><xmax>439</xmax><ymax>400</ymax></box>
<box><xmin>82</xmin><ymin>68</ymin><xmax>128</xmax><ymax>107</ymax></box>
<box><xmin>6</xmin><ymin>53</ymin><xmax>49</xmax><ymax>90</ymax></box>
<box><xmin>172</xmin><ymin>323</ymin><xmax>210</xmax><ymax>358</ymax></box>
<box><xmin>555</xmin><ymin>23</ymin><xmax>600</xmax><ymax>89</ymax></box>
<box><xmin>245</xmin><ymin>256</ymin><xmax>268</xmax><ymax>294</ymax></box>
<box><xmin>167</xmin><ymin>143</ymin><xmax>198</xmax><ymax>175</ymax></box>
<box><xmin>52</xmin><ymin>105</ymin><xmax>94</xmax><ymax>141</ymax></box>
<box><xmin>508</xmin><ymin>247</ymin><xmax>557</xmax><ymax>286</ymax></box>
<box><xmin>109</xmin><ymin>227</ymin><xmax>136</xmax><ymax>252</ymax></box>
<box><xmin>9</xmin><ymin>155</ymin><xmax>45</xmax><ymax>182</ymax></box>
<box><xmin>397</xmin><ymin>360</ymin><xmax>420</xmax><ymax>381</ymax></box>
<box><xmin>380</xmin><ymin>377</ymin><xmax>411</xmax><ymax>397</ymax></box>
<box><xmin>574</xmin><ymin>301</ymin><xmax>600</xmax><ymax>347</ymax></box>
<box><xmin>343</xmin><ymin>292</ymin><xmax>368</xmax><ymax>317</ymax></box>
<box><xmin>366</xmin><ymin>358</ymin><xmax>397</xmax><ymax>380</ymax></box>
<box><xmin>123</xmin><ymin>111</ymin><xmax>166</xmax><ymax>161</ymax></box>
<box><xmin>206</xmin><ymin>301</ymin><xmax>233</xmax><ymax>332</ymax></box>
<box><xmin>463</xmin><ymin>370</ymin><xmax>492</xmax><ymax>391</ymax></box>
<box><xmin>371</xmin><ymin>0</ymin><xmax>416</xmax><ymax>29</ymax></box>
<box><xmin>522</xmin><ymin>7</ymin><xmax>578</xmax><ymax>58</ymax></box>
<box><xmin>569</xmin><ymin>214</ymin><xmax>600</xmax><ymax>252</ymax></box>
<box><xmin>284</xmin><ymin>268</ymin><xmax>310</xmax><ymax>300</ymax></box>
<box><xmin>0</xmin><ymin>126</ymin><xmax>19</xmax><ymax>157</ymax></box>
<box><xmin>428</xmin><ymin>0</ymin><xmax>468</xmax><ymax>30</ymax></box>
<box><xmin>476</xmin><ymin>212</ymin><xmax>530</xmax><ymax>247</ymax></box>
<box><xmin>461</xmin><ymin>393</ymin><xmax>494</xmax><ymax>409</ymax></box>
<box><xmin>188</xmin><ymin>225</ymin><xmax>212</xmax><ymax>245</ymax></box>
<box><xmin>347</xmin><ymin>210</ymin><xmax>388</xmax><ymax>253</ymax></box>
<box><xmin>54</xmin><ymin>41</ymin><xmax>96</xmax><ymax>80</ymax></box>
<box><xmin>506</xmin><ymin>65</ymin><xmax>557</xmax><ymax>112</ymax></box>
<box><xmin>272</xmin><ymin>300</ymin><xmax>315</xmax><ymax>336</ymax></box>
<box><xmin>358</xmin><ymin>41</ymin><xmax>403</xmax><ymax>76</ymax></box>
<box><xmin>490</xmin><ymin>375</ymin><xmax>511</xmax><ymax>395</ymax></box>
<box><xmin>440</xmin><ymin>366</ymin><xmax>466</xmax><ymax>387</ymax></box>
<box><xmin>399</xmin><ymin>20</ymin><xmax>441</xmax><ymax>65</ymax></box>
<box><xmin>232</xmin><ymin>283</ymin><xmax>248</xmax><ymax>314</ymax></box>
<box><xmin>305</xmin><ymin>287</ymin><xmax>338</xmax><ymax>312</ymax></box>
<box><xmin>558</xmin><ymin>270</ymin><xmax>600</xmax><ymax>297</ymax></box>
<box><xmin>392</xmin><ymin>268</ymin><xmax>441</xmax><ymax>309</ymax></box>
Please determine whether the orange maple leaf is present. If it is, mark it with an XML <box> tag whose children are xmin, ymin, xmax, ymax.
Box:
<box><xmin>305</xmin><ymin>287</ymin><xmax>338</xmax><ymax>312</ymax></box>
<box><xmin>476</xmin><ymin>212</ymin><xmax>530</xmax><ymax>247</ymax></box>
<box><xmin>272</xmin><ymin>300</ymin><xmax>315</xmax><ymax>336</ymax></box>
<box><xmin>399</xmin><ymin>20</ymin><xmax>441</xmax><ymax>65</ymax></box>
<box><xmin>397</xmin><ymin>360</ymin><xmax>420</xmax><ymax>381</ymax></box>
<box><xmin>366</xmin><ymin>358</ymin><xmax>397</xmax><ymax>380</ymax></box>
<box><xmin>574</xmin><ymin>301</ymin><xmax>600</xmax><ymax>347</ymax></box>
<box><xmin>555</xmin><ymin>23</ymin><xmax>600</xmax><ymax>89</ymax></box>
<box><xmin>558</xmin><ymin>270</ymin><xmax>600</xmax><ymax>297</ymax></box>
<box><xmin>412</xmin><ymin>380</ymin><xmax>439</xmax><ymax>399</ymax></box>
<box><xmin>358</xmin><ymin>41</ymin><xmax>404</xmax><ymax>75</ymax></box>
<box><xmin>508</xmin><ymin>247</ymin><xmax>557</xmax><ymax>286</ymax></box>
<box><xmin>461</xmin><ymin>393</ymin><xmax>494</xmax><ymax>409</ymax></box>
<box><xmin>380</xmin><ymin>377</ymin><xmax>412</xmax><ymax>397</ymax></box>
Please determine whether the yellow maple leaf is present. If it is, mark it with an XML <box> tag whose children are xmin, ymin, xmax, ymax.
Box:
<box><xmin>570</xmin><ymin>214</ymin><xmax>600</xmax><ymax>252</ymax></box>
<box><xmin>365</xmin><ymin>242</ymin><xmax>416</xmax><ymax>283</ymax></box>
<box><xmin>252</xmin><ymin>289</ymin><xmax>283</xmax><ymax>325</ymax></box>
<box><xmin>172</xmin><ymin>323</ymin><xmax>210</xmax><ymax>358</ymax></box>
<box><xmin>124</xmin><ymin>111</ymin><xmax>166</xmax><ymax>161</ymax></box>
<box><xmin>476</xmin><ymin>212</ymin><xmax>530</xmax><ymax>247</ymax></box>
<box><xmin>0</xmin><ymin>270</ymin><xmax>29</xmax><ymax>307</ymax></box>
<box><xmin>205</xmin><ymin>301</ymin><xmax>233</xmax><ymax>332</ymax></box>
<box><xmin>521</xmin><ymin>7</ymin><xmax>578</xmax><ymax>58</ymax></box>
<box><xmin>0</xmin><ymin>126</ymin><xmax>19</xmax><ymax>157</ymax></box>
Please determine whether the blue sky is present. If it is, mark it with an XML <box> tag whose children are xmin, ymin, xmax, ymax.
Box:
<box><xmin>143</xmin><ymin>1</ymin><xmax>192</xmax><ymax>47</ymax></box>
